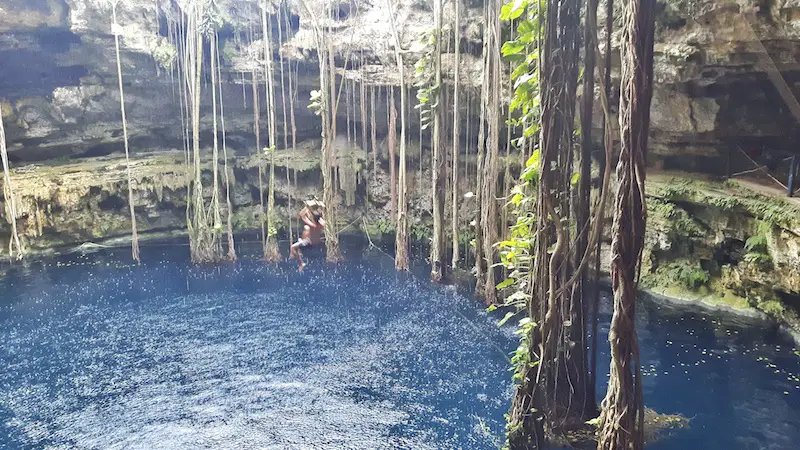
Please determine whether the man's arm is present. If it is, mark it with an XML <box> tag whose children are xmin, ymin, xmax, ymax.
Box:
<box><xmin>298</xmin><ymin>207</ymin><xmax>315</xmax><ymax>227</ymax></box>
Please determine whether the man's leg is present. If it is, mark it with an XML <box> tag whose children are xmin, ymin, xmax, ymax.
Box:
<box><xmin>789</xmin><ymin>155</ymin><xmax>798</xmax><ymax>197</ymax></box>
<box><xmin>290</xmin><ymin>239</ymin><xmax>307</xmax><ymax>271</ymax></box>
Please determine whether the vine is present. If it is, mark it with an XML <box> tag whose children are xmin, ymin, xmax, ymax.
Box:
<box><xmin>413</xmin><ymin>29</ymin><xmax>441</xmax><ymax>131</ymax></box>
<box><xmin>498</xmin><ymin>0</ymin><xmax>617</xmax><ymax>444</ymax></box>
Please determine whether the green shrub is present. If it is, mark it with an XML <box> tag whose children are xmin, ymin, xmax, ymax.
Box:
<box><xmin>744</xmin><ymin>234</ymin><xmax>768</xmax><ymax>253</ymax></box>
<box><xmin>648</xmin><ymin>260</ymin><xmax>711</xmax><ymax>291</ymax></box>
<box><xmin>660</xmin><ymin>181</ymin><xmax>698</xmax><ymax>201</ymax></box>
<box><xmin>758</xmin><ymin>299</ymin><xmax>786</xmax><ymax>319</ymax></box>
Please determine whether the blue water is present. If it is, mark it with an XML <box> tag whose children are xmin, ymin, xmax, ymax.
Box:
<box><xmin>0</xmin><ymin>242</ymin><xmax>514</xmax><ymax>449</ymax></box>
<box><xmin>0</xmin><ymin>241</ymin><xmax>799</xmax><ymax>449</ymax></box>
<box><xmin>606</xmin><ymin>297</ymin><xmax>800</xmax><ymax>450</ymax></box>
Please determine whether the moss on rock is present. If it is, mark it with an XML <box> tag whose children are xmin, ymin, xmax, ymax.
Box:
<box><xmin>642</xmin><ymin>174</ymin><xmax>800</xmax><ymax>328</ymax></box>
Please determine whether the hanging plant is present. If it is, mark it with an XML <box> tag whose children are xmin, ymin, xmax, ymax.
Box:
<box><xmin>413</xmin><ymin>28</ymin><xmax>443</xmax><ymax>130</ymax></box>
<box><xmin>308</xmin><ymin>89</ymin><xmax>325</xmax><ymax>115</ymax></box>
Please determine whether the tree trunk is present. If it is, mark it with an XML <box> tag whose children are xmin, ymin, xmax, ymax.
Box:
<box><xmin>215</xmin><ymin>32</ymin><xmax>237</xmax><ymax>262</ymax></box>
<box><xmin>480</xmin><ymin>0</ymin><xmax>500</xmax><ymax>304</ymax></box>
<box><xmin>289</xmin><ymin>58</ymin><xmax>299</xmax><ymax>237</ymax></box>
<box><xmin>277</xmin><ymin>5</ymin><xmax>292</xmax><ymax>243</ymax></box>
<box><xmin>370</xmin><ymin>86</ymin><xmax>378</xmax><ymax>200</ymax></box>
<box><xmin>387</xmin><ymin>0</ymin><xmax>409</xmax><ymax>270</ymax></box>
<box><xmin>474</xmin><ymin>0</ymin><xmax>490</xmax><ymax>297</ymax></box>
<box><xmin>253</xmin><ymin>74</ymin><xmax>266</xmax><ymax>253</ymax></box>
<box><xmin>597</xmin><ymin>0</ymin><xmax>655</xmax><ymax>446</ymax></box>
<box><xmin>262</xmin><ymin>5</ymin><xmax>280</xmax><ymax>261</ymax></box>
<box><xmin>210</xmin><ymin>32</ymin><xmax>222</xmax><ymax>235</ymax></box>
<box><xmin>389</xmin><ymin>87</ymin><xmax>397</xmax><ymax>223</ymax></box>
<box><xmin>323</xmin><ymin>0</ymin><xmax>343</xmax><ymax>261</ymax></box>
<box><xmin>577</xmin><ymin>0</ymin><xmax>600</xmax><ymax>416</ymax></box>
<box><xmin>507</xmin><ymin>0</ymin><xmax>586</xmax><ymax>444</ymax></box>
<box><xmin>430</xmin><ymin>0</ymin><xmax>446</xmax><ymax>282</ymax></box>
<box><xmin>360</xmin><ymin>80</ymin><xmax>368</xmax><ymax>189</ymax></box>
<box><xmin>451</xmin><ymin>0</ymin><xmax>461</xmax><ymax>269</ymax></box>
<box><xmin>185</xmin><ymin>3</ymin><xmax>220</xmax><ymax>263</ymax></box>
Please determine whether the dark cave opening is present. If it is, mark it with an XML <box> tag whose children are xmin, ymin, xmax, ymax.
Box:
<box><xmin>98</xmin><ymin>193</ymin><xmax>126</xmax><ymax>211</ymax></box>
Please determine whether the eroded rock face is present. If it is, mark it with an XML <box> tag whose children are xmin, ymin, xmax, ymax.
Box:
<box><xmin>590</xmin><ymin>0</ymin><xmax>800</xmax><ymax>174</ymax></box>
<box><xmin>2</xmin><ymin>0</ymin><xmax>800</xmax><ymax>169</ymax></box>
<box><xmin>640</xmin><ymin>174</ymin><xmax>800</xmax><ymax>327</ymax></box>
<box><xmin>0</xmin><ymin>139</ymin><xmax>380</xmax><ymax>250</ymax></box>
<box><xmin>0</xmin><ymin>0</ymin><xmax>485</xmax><ymax>164</ymax></box>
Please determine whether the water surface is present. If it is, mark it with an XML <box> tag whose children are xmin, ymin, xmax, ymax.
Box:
<box><xmin>1</xmin><ymin>242</ymin><xmax>799</xmax><ymax>449</ymax></box>
<box><xmin>0</xmin><ymin>243</ymin><xmax>514</xmax><ymax>449</ymax></box>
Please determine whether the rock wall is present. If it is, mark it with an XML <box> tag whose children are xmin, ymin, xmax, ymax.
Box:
<box><xmin>0</xmin><ymin>134</ymin><xmax>464</xmax><ymax>254</ymax></box>
<box><xmin>3</xmin><ymin>0</ymin><xmax>800</xmax><ymax>184</ymax></box>
<box><xmin>0</xmin><ymin>0</ymin><xmax>483</xmax><ymax>253</ymax></box>
<box><xmin>627</xmin><ymin>0</ymin><xmax>800</xmax><ymax>175</ymax></box>
<box><xmin>638</xmin><ymin>174</ymin><xmax>800</xmax><ymax>327</ymax></box>
<box><xmin>0</xmin><ymin>0</ymin><xmax>485</xmax><ymax>164</ymax></box>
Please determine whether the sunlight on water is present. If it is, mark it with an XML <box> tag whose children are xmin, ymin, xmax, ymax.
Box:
<box><xmin>0</xmin><ymin>244</ymin><xmax>514</xmax><ymax>449</ymax></box>
<box><xmin>0</xmin><ymin>242</ymin><xmax>799</xmax><ymax>449</ymax></box>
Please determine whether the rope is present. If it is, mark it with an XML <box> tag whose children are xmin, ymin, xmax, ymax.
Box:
<box><xmin>735</xmin><ymin>145</ymin><xmax>789</xmax><ymax>190</ymax></box>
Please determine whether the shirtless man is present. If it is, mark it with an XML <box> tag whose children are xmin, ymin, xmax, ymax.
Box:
<box><xmin>289</xmin><ymin>200</ymin><xmax>326</xmax><ymax>272</ymax></box>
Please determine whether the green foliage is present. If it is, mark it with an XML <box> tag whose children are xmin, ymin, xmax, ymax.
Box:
<box><xmin>198</xmin><ymin>0</ymin><xmax>228</xmax><ymax>36</ymax></box>
<box><xmin>743</xmin><ymin>228</ymin><xmax>773</xmax><ymax>270</ymax></box>
<box><xmin>744</xmin><ymin>234</ymin><xmax>768</xmax><ymax>253</ymax></box>
<box><xmin>658</xmin><ymin>178</ymin><xmax>800</xmax><ymax>230</ymax></box>
<box><xmin>501</xmin><ymin>0</ymin><xmax>543</xmax><ymax>148</ymax></box>
<box><xmin>308</xmin><ymin>89</ymin><xmax>324</xmax><ymax>116</ymax></box>
<box><xmin>500</xmin><ymin>0</ymin><xmax>529</xmax><ymax>20</ymax></box>
<box><xmin>509</xmin><ymin>318</ymin><xmax>538</xmax><ymax>380</ymax></box>
<box><xmin>744</xmin><ymin>198</ymin><xmax>797</xmax><ymax>229</ymax></box>
<box><xmin>414</xmin><ymin>27</ymin><xmax>444</xmax><ymax>130</ymax></box>
<box><xmin>706</xmin><ymin>195</ymin><xmax>742</xmax><ymax>211</ymax></box>
<box><xmin>648</xmin><ymin>198</ymin><xmax>704</xmax><ymax>239</ymax></box>
<box><xmin>493</xmin><ymin>2</ymin><xmax>547</xmax><ymax>440</ymax></box>
<box><xmin>758</xmin><ymin>299</ymin><xmax>787</xmax><ymax>320</ymax></box>
<box><xmin>457</xmin><ymin>229</ymin><xmax>475</xmax><ymax>247</ymax></box>
<box><xmin>660</xmin><ymin>180</ymin><xmax>698</xmax><ymax>201</ymax></box>
<box><xmin>645</xmin><ymin>260</ymin><xmax>710</xmax><ymax>290</ymax></box>
<box><xmin>683</xmin><ymin>268</ymin><xmax>710</xmax><ymax>289</ymax></box>
<box><xmin>370</xmin><ymin>218</ymin><xmax>396</xmax><ymax>235</ymax></box>
<box><xmin>410</xmin><ymin>221</ymin><xmax>431</xmax><ymax>241</ymax></box>
<box><xmin>151</xmin><ymin>37</ymin><xmax>177</xmax><ymax>70</ymax></box>
<box><xmin>520</xmin><ymin>150</ymin><xmax>541</xmax><ymax>184</ymax></box>
<box><xmin>716</xmin><ymin>194</ymin><xmax>797</xmax><ymax>228</ymax></box>
<box><xmin>221</xmin><ymin>40</ymin><xmax>238</xmax><ymax>61</ymax></box>
<box><xmin>743</xmin><ymin>251</ymin><xmax>772</xmax><ymax>267</ymax></box>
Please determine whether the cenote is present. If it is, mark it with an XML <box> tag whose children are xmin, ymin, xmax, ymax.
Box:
<box><xmin>0</xmin><ymin>240</ymin><xmax>798</xmax><ymax>449</ymax></box>
<box><xmin>3</xmin><ymin>0</ymin><xmax>800</xmax><ymax>448</ymax></box>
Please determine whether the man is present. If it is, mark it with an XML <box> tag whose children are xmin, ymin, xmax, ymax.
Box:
<box><xmin>289</xmin><ymin>200</ymin><xmax>326</xmax><ymax>272</ymax></box>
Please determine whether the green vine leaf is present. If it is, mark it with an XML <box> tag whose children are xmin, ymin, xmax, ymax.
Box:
<box><xmin>497</xmin><ymin>278</ymin><xmax>515</xmax><ymax>289</ymax></box>
<box><xmin>500</xmin><ymin>0</ymin><xmax>528</xmax><ymax>20</ymax></box>
<box><xmin>498</xmin><ymin>311</ymin><xmax>516</xmax><ymax>327</ymax></box>
<box><xmin>502</xmin><ymin>41</ymin><xmax>526</xmax><ymax>57</ymax></box>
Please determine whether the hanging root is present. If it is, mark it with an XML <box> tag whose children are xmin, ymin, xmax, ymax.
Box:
<box><xmin>597</xmin><ymin>0</ymin><xmax>655</xmax><ymax>446</ymax></box>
